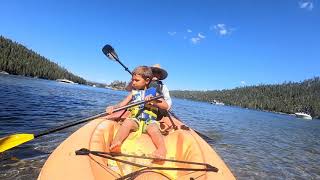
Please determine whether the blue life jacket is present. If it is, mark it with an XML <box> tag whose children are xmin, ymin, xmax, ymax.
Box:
<box><xmin>129</xmin><ymin>87</ymin><xmax>158</xmax><ymax>121</ymax></box>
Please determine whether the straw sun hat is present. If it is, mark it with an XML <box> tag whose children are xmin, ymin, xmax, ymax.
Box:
<box><xmin>151</xmin><ymin>64</ymin><xmax>168</xmax><ymax>80</ymax></box>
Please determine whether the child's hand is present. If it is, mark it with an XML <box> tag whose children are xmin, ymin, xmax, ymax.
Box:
<box><xmin>145</xmin><ymin>94</ymin><xmax>154</xmax><ymax>101</ymax></box>
<box><xmin>145</xmin><ymin>95</ymin><xmax>155</xmax><ymax>106</ymax></box>
<box><xmin>106</xmin><ymin>106</ymin><xmax>114</xmax><ymax>114</ymax></box>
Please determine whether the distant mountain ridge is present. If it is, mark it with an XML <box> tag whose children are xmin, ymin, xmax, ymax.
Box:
<box><xmin>171</xmin><ymin>77</ymin><xmax>320</xmax><ymax>119</ymax></box>
<box><xmin>0</xmin><ymin>35</ymin><xmax>86</xmax><ymax>84</ymax></box>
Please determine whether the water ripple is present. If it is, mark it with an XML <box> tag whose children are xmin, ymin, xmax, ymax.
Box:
<box><xmin>0</xmin><ymin>74</ymin><xmax>320</xmax><ymax>179</ymax></box>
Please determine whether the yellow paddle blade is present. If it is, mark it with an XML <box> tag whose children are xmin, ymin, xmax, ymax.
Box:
<box><xmin>0</xmin><ymin>134</ymin><xmax>35</xmax><ymax>153</ymax></box>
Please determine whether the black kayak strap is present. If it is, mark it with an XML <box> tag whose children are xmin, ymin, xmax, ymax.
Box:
<box><xmin>77</xmin><ymin>148</ymin><xmax>217</xmax><ymax>168</ymax></box>
<box><xmin>75</xmin><ymin>148</ymin><xmax>218</xmax><ymax>179</ymax></box>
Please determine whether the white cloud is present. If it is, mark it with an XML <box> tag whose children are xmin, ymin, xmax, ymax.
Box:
<box><xmin>210</xmin><ymin>23</ymin><xmax>233</xmax><ymax>36</ymax></box>
<box><xmin>219</xmin><ymin>29</ymin><xmax>228</xmax><ymax>35</ymax></box>
<box><xmin>190</xmin><ymin>37</ymin><xmax>201</xmax><ymax>44</ymax></box>
<box><xmin>299</xmin><ymin>1</ymin><xmax>314</xmax><ymax>11</ymax></box>
<box><xmin>190</xmin><ymin>33</ymin><xmax>206</xmax><ymax>44</ymax></box>
<box><xmin>187</xmin><ymin>29</ymin><xmax>192</xmax><ymax>33</ymax></box>
<box><xmin>241</xmin><ymin>81</ymin><xmax>246</xmax><ymax>85</ymax></box>
<box><xmin>168</xmin><ymin>31</ymin><xmax>176</xmax><ymax>36</ymax></box>
<box><xmin>198</xmin><ymin>33</ymin><xmax>206</xmax><ymax>39</ymax></box>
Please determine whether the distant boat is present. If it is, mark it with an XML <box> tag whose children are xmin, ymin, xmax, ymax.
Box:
<box><xmin>215</xmin><ymin>102</ymin><xmax>225</xmax><ymax>105</ymax></box>
<box><xmin>210</xmin><ymin>100</ymin><xmax>225</xmax><ymax>105</ymax></box>
<box><xmin>56</xmin><ymin>79</ymin><xmax>75</xmax><ymax>84</ymax></box>
<box><xmin>0</xmin><ymin>71</ymin><xmax>9</xmax><ymax>75</ymax></box>
<box><xmin>295</xmin><ymin>112</ymin><xmax>312</xmax><ymax>120</ymax></box>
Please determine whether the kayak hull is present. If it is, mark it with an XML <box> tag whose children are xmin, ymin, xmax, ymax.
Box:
<box><xmin>38</xmin><ymin>114</ymin><xmax>235</xmax><ymax>180</ymax></box>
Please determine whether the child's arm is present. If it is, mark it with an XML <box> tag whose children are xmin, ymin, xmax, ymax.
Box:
<box><xmin>154</xmin><ymin>98</ymin><xmax>169</xmax><ymax>110</ymax></box>
<box><xmin>106</xmin><ymin>93</ymin><xmax>132</xmax><ymax>114</ymax></box>
<box><xmin>145</xmin><ymin>93</ymin><xmax>169</xmax><ymax>110</ymax></box>
<box><xmin>160</xmin><ymin>85</ymin><xmax>172</xmax><ymax>110</ymax></box>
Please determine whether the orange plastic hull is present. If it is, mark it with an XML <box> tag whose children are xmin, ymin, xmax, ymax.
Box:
<box><xmin>38</xmin><ymin>114</ymin><xmax>235</xmax><ymax>180</ymax></box>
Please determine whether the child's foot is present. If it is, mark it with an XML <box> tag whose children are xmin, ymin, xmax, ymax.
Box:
<box><xmin>109</xmin><ymin>141</ymin><xmax>121</xmax><ymax>152</ymax></box>
<box><xmin>151</xmin><ymin>148</ymin><xmax>167</xmax><ymax>160</ymax></box>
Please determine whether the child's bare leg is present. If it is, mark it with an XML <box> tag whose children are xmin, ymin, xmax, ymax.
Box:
<box><xmin>146</xmin><ymin>123</ymin><xmax>166</xmax><ymax>159</ymax></box>
<box><xmin>110</xmin><ymin>119</ymin><xmax>138</xmax><ymax>152</ymax></box>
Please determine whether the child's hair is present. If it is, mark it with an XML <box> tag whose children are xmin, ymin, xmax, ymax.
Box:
<box><xmin>132</xmin><ymin>66</ymin><xmax>153</xmax><ymax>80</ymax></box>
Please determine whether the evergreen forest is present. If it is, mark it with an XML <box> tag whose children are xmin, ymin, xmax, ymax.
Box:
<box><xmin>0</xmin><ymin>36</ymin><xmax>86</xmax><ymax>84</ymax></box>
<box><xmin>171</xmin><ymin>78</ymin><xmax>320</xmax><ymax>119</ymax></box>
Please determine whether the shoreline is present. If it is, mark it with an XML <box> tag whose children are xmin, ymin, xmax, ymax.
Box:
<box><xmin>173</xmin><ymin>97</ymin><xmax>319</xmax><ymax>120</ymax></box>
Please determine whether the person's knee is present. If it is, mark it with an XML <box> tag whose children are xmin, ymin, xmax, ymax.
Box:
<box><xmin>123</xmin><ymin>119</ymin><xmax>137</xmax><ymax>129</ymax></box>
<box><xmin>163</xmin><ymin>117</ymin><xmax>170</xmax><ymax>123</ymax></box>
<box><xmin>147</xmin><ymin>123</ymin><xmax>160</xmax><ymax>134</ymax></box>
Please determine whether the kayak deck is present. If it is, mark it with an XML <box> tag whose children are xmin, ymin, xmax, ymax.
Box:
<box><xmin>38</xmin><ymin>116</ymin><xmax>235</xmax><ymax>180</ymax></box>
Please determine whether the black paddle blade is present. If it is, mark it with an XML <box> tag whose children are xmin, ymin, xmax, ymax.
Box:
<box><xmin>102</xmin><ymin>44</ymin><xmax>119</xmax><ymax>61</ymax></box>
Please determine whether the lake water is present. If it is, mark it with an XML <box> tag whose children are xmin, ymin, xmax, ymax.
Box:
<box><xmin>0</xmin><ymin>74</ymin><xmax>319</xmax><ymax>180</ymax></box>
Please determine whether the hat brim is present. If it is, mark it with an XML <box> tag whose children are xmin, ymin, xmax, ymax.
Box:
<box><xmin>151</xmin><ymin>67</ymin><xmax>168</xmax><ymax>80</ymax></box>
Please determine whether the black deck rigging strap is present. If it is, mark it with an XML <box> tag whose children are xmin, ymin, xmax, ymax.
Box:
<box><xmin>75</xmin><ymin>148</ymin><xmax>218</xmax><ymax>179</ymax></box>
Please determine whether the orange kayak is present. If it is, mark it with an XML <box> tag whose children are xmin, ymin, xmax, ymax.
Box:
<box><xmin>38</xmin><ymin>112</ymin><xmax>235</xmax><ymax>180</ymax></box>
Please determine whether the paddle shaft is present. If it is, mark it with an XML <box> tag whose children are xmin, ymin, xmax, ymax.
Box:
<box><xmin>110</xmin><ymin>53</ymin><xmax>132</xmax><ymax>76</ymax></box>
<box><xmin>167</xmin><ymin>110</ymin><xmax>214</xmax><ymax>142</ymax></box>
<box><xmin>34</xmin><ymin>95</ymin><xmax>163</xmax><ymax>138</ymax></box>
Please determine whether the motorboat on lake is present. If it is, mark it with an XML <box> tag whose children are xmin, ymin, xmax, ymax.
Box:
<box><xmin>56</xmin><ymin>79</ymin><xmax>75</xmax><ymax>84</ymax></box>
<box><xmin>0</xmin><ymin>71</ymin><xmax>9</xmax><ymax>75</ymax></box>
<box><xmin>294</xmin><ymin>112</ymin><xmax>312</xmax><ymax>120</ymax></box>
<box><xmin>210</xmin><ymin>100</ymin><xmax>225</xmax><ymax>105</ymax></box>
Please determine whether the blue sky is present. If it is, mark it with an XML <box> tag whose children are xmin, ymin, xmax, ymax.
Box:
<box><xmin>1</xmin><ymin>0</ymin><xmax>319</xmax><ymax>90</ymax></box>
